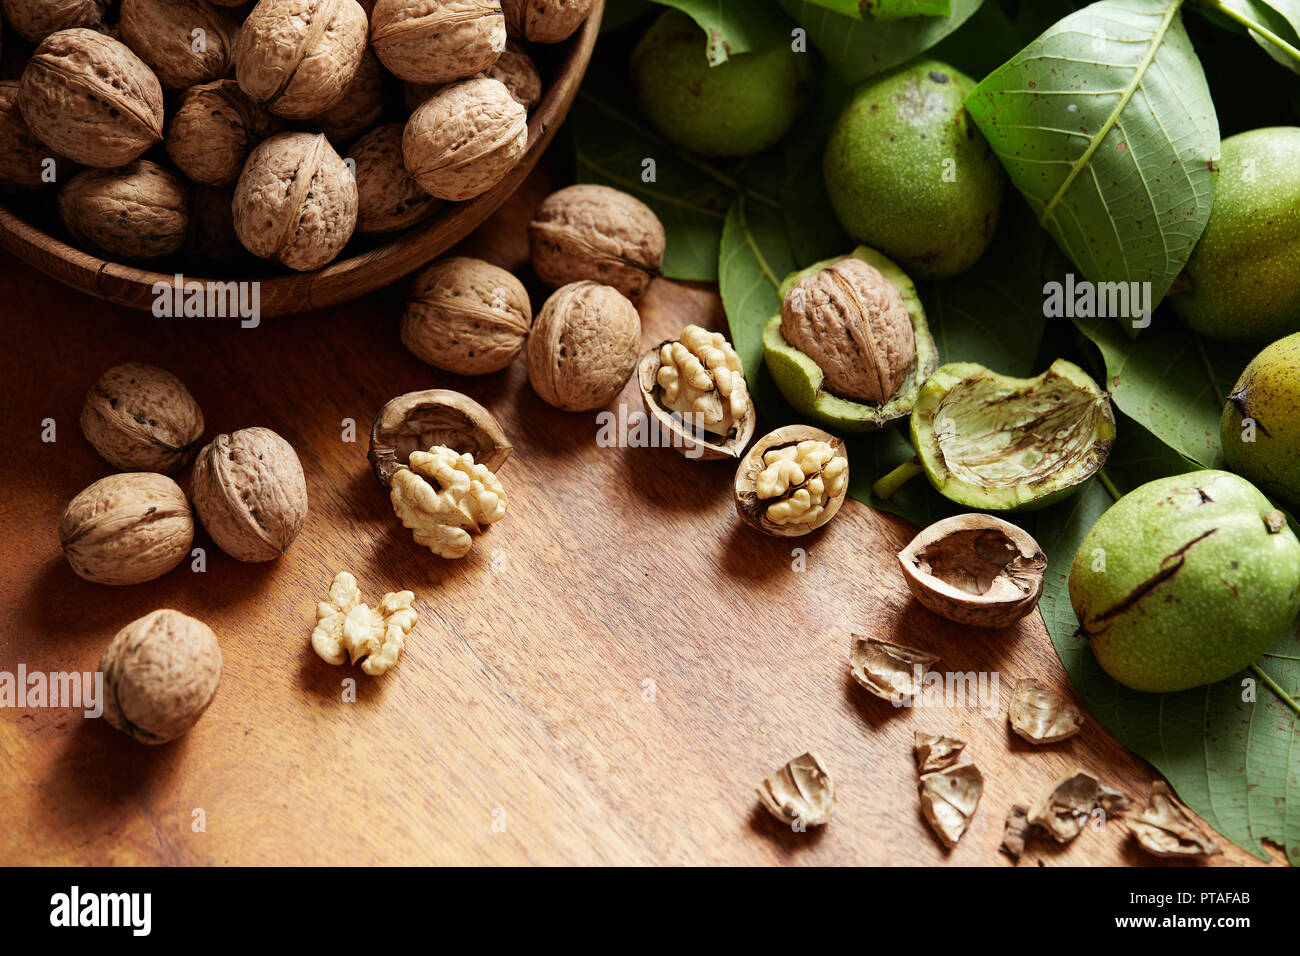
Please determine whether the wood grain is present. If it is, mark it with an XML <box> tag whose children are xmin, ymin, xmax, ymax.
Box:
<box><xmin>0</xmin><ymin>5</ymin><xmax>602</xmax><ymax>318</ymax></box>
<box><xmin>0</xmin><ymin>174</ymin><xmax>1280</xmax><ymax>867</ymax></box>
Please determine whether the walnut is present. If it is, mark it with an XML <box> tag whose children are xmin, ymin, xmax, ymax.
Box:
<box><xmin>734</xmin><ymin>425</ymin><xmax>849</xmax><ymax>536</ymax></box>
<box><xmin>190</xmin><ymin>426</ymin><xmax>309</xmax><ymax>562</ymax></box>
<box><xmin>59</xmin><ymin>473</ymin><xmax>194</xmax><ymax>585</ymax></box>
<box><xmin>403</xmin><ymin>75</ymin><xmax>528</xmax><ymax>202</ymax></box>
<box><xmin>1</xmin><ymin>0</ymin><xmax>108</xmax><ymax>43</ymax></box>
<box><xmin>349</xmin><ymin>123</ymin><xmax>439</xmax><ymax>235</ymax></box>
<box><xmin>756</xmin><ymin>752</ymin><xmax>835</xmax><ymax>827</ymax></box>
<box><xmin>502</xmin><ymin>0</ymin><xmax>594</xmax><ymax>43</ymax></box>
<box><xmin>58</xmin><ymin>160</ymin><xmax>191</xmax><ymax>261</ymax></box>
<box><xmin>119</xmin><ymin>0</ymin><xmax>238</xmax><ymax>90</ymax></box>
<box><xmin>0</xmin><ymin>81</ymin><xmax>63</xmax><ymax>189</ymax></box>
<box><xmin>781</xmin><ymin>256</ymin><xmax>916</xmax><ymax>405</ymax></box>
<box><xmin>233</xmin><ymin>0</ymin><xmax>369</xmax><ymax>120</ymax></box>
<box><xmin>166</xmin><ymin>79</ymin><xmax>282</xmax><ymax>187</ymax></box>
<box><xmin>80</xmin><ymin>363</ymin><xmax>205</xmax><ymax>473</ymax></box>
<box><xmin>402</xmin><ymin>40</ymin><xmax>541</xmax><ymax>111</ymax></box>
<box><xmin>310</xmin><ymin>571</ymin><xmax>418</xmax><ymax>676</ymax></box>
<box><xmin>370</xmin><ymin>0</ymin><xmax>505</xmax><ymax>84</ymax></box>
<box><xmin>390</xmin><ymin>445</ymin><xmax>507</xmax><ymax>558</ymax></box>
<box><xmin>529</xmin><ymin>184</ymin><xmax>665</xmax><ymax>298</ymax></box>
<box><xmin>317</xmin><ymin>49</ymin><xmax>386</xmax><ymax>143</ymax></box>
<box><xmin>18</xmin><ymin>29</ymin><xmax>165</xmax><ymax>168</ymax></box>
<box><xmin>400</xmin><ymin>257</ymin><xmax>532</xmax><ymax>374</ymax></box>
<box><xmin>232</xmin><ymin>131</ymin><xmax>358</xmax><ymax>271</ymax></box>
<box><xmin>368</xmin><ymin>388</ymin><xmax>512</xmax><ymax>489</ymax></box>
<box><xmin>526</xmin><ymin>281</ymin><xmax>641</xmax><ymax>412</ymax></box>
<box><xmin>99</xmin><ymin>609</ymin><xmax>221</xmax><ymax>745</ymax></box>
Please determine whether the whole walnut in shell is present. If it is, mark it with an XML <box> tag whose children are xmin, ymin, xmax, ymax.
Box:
<box><xmin>59</xmin><ymin>160</ymin><xmax>191</xmax><ymax>261</ymax></box>
<box><xmin>119</xmin><ymin>0</ymin><xmax>238</xmax><ymax>90</ymax></box>
<box><xmin>503</xmin><ymin>0</ymin><xmax>593</xmax><ymax>43</ymax></box>
<box><xmin>527</xmin><ymin>281</ymin><xmax>642</xmax><ymax>411</ymax></box>
<box><xmin>167</xmin><ymin>80</ymin><xmax>282</xmax><ymax>188</ymax></box>
<box><xmin>403</xmin><ymin>40</ymin><xmax>542</xmax><ymax>112</ymax></box>
<box><xmin>318</xmin><ymin>49</ymin><xmax>386</xmax><ymax>143</ymax></box>
<box><xmin>99</xmin><ymin>609</ymin><xmax>222</xmax><ymax>745</ymax></box>
<box><xmin>191</xmin><ymin>427</ymin><xmax>308</xmax><ymax>562</ymax></box>
<box><xmin>0</xmin><ymin>81</ymin><xmax>63</xmax><ymax>189</ymax></box>
<box><xmin>529</xmin><ymin>184</ymin><xmax>665</xmax><ymax>298</ymax></box>
<box><xmin>370</xmin><ymin>0</ymin><xmax>505</xmax><ymax>84</ymax></box>
<box><xmin>781</xmin><ymin>256</ymin><xmax>916</xmax><ymax>406</ymax></box>
<box><xmin>233</xmin><ymin>132</ymin><xmax>358</xmax><ymax>271</ymax></box>
<box><xmin>401</xmin><ymin>257</ymin><xmax>532</xmax><ymax>374</ymax></box>
<box><xmin>18</xmin><ymin>29</ymin><xmax>165</xmax><ymax>168</ymax></box>
<box><xmin>404</xmin><ymin>76</ymin><xmax>528</xmax><ymax>202</ymax></box>
<box><xmin>81</xmin><ymin>363</ymin><xmax>205</xmax><ymax>473</ymax></box>
<box><xmin>59</xmin><ymin>473</ymin><xmax>194</xmax><ymax>585</ymax></box>
<box><xmin>233</xmin><ymin>0</ymin><xmax>369</xmax><ymax>120</ymax></box>
<box><xmin>349</xmin><ymin>123</ymin><xmax>439</xmax><ymax>235</ymax></box>
<box><xmin>1</xmin><ymin>0</ymin><xmax>108</xmax><ymax>43</ymax></box>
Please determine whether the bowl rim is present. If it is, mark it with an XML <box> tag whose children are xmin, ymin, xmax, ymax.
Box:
<box><xmin>0</xmin><ymin>2</ymin><xmax>604</xmax><ymax>319</ymax></box>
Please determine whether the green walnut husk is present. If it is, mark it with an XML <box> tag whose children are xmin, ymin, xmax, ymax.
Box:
<box><xmin>1221</xmin><ymin>332</ymin><xmax>1300</xmax><ymax>515</ymax></box>
<box><xmin>876</xmin><ymin>359</ymin><xmax>1116</xmax><ymax>511</ymax></box>
<box><xmin>1069</xmin><ymin>470</ymin><xmax>1300</xmax><ymax>693</ymax></box>
<box><xmin>763</xmin><ymin>247</ymin><xmax>938</xmax><ymax>433</ymax></box>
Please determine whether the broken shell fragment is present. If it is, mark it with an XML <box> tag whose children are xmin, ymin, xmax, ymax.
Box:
<box><xmin>919</xmin><ymin>764</ymin><xmax>983</xmax><ymax>848</ymax></box>
<box><xmin>849</xmin><ymin>633</ymin><xmax>939</xmax><ymax>703</ymax></box>
<box><xmin>755</xmin><ymin>751</ymin><xmax>835</xmax><ymax>827</ymax></box>
<box><xmin>1027</xmin><ymin>769</ymin><xmax>1130</xmax><ymax>844</ymax></box>
<box><xmin>1008</xmin><ymin>678</ymin><xmax>1084</xmax><ymax>744</ymax></box>
<box><xmin>368</xmin><ymin>389</ymin><xmax>511</xmax><ymax>489</ymax></box>
<box><xmin>914</xmin><ymin>731</ymin><xmax>966</xmax><ymax>774</ymax></box>
<box><xmin>999</xmin><ymin>804</ymin><xmax>1036</xmax><ymax>860</ymax></box>
<box><xmin>1130</xmin><ymin>782</ymin><xmax>1220</xmax><ymax>859</ymax></box>
<box><xmin>898</xmin><ymin>513</ymin><xmax>1046</xmax><ymax>627</ymax></box>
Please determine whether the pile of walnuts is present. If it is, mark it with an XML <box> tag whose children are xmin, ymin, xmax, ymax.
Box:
<box><xmin>0</xmin><ymin>0</ymin><xmax>595</xmax><ymax>271</ymax></box>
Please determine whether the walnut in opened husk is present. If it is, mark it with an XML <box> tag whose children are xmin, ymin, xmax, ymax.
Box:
<box><xmin>734</xmin><ymin>425</ymin><xmax>848</xmax><ymax>536</ymax></box>
<box><xmin>401</xmin><ymin>257</ymin><xmax>532</xmax><ymax>373</ymax></box>
<box><xmin>755</xmin><ymin>751</ymin><xmax>834</xmax><ymax>827</ymax></box>
<box><xmin>527</xmin><ymin>281</ymin><xmax>642</xmax><ymax>412</ymax></box>
<box><xmin>81</xmin><ymin>363</ymin><xmax>205</xmax><ymax>474</ymax></box>
<box><xmin>369</xmin><ymin>389</ymin><xmax>512</xmax><ymax>489</ymax></box>
<box><xmin>390</xmin><ymin>446</ymin><xmax>507</xmax><ymax>559</ymax></box>
<box><xmin>311</xmin><ymin>571</ymin><xmax>418</xmax><ymax>676</ymax></box>
<box><xmin>60</xmin><ymin>473</ymin><xmax>194</xmax><ymax>585</ymax></box>
<box><xmin>99</xmin><ymin>608</ymin><xmax>221</xmax><ymax>745</ymax></box>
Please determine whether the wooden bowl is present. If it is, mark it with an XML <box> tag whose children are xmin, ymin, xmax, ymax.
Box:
<box><xmin>0</xmin><ymin>3</ymin><xmax>603</xmax><ymax>319</ymax></box>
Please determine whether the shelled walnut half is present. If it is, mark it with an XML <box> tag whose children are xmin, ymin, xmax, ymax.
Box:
<box><xmin>391</xmin><ymin>446</ymin><xmax>507</xmax><ymax>559</ymax></box>
<box><xmin>638</xmin><ymin>326</ymin><xmax>754</xmax><ymax>460</ymax></box>
<box><xmin>311</xmin><ymin>571</ymin><xmax>417</xmax><ymax>676</ymax></box>
<box><xmin>734</xmin><ymin>425</ymin><xmax>848</xmax><ymax>536</ymax></box>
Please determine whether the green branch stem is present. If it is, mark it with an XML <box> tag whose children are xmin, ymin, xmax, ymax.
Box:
<box><xmin>873</xmin><ymin>457</ymin><xmax>924</xmax><ymax>499</ymax></box>
<box><xmin>1195</xmin><ymin>0</ymin><xmax>1300</xmax><ymax>65</ymax></box>
<box><xmin>1250</xmin><ymin>663</ymin><xmax>1300</xmax><ymax>717</ymax></box>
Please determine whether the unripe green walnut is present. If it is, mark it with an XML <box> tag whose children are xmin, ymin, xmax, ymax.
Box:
<box><xmin>631</xmin><ymin>10</ymin><xmax>809</xmax><ymax>159</ymax></box>
<box><xmin>1222</xmin><ymin>332</ymin><xmax>1300</xmax><ymax>514</ymax></box>
<box><xmin>1069</xmin><ymin>471</ymin><xmax>1300</xmax><ymax>693</ymax></box>
<box><xmin>824</xmin><ymin>60</ymin><xmax>1005</xmax><ymax>279</ymax></box>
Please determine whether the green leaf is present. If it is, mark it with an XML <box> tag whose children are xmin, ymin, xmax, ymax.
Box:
<box><xmin>1072</xmin><ymin>313</ymin><xmax>1257</xmax><ymax>468</ymax></box>
<box><xmin>780</xmin><ymin>0</ymin><xmax>985</xmax><ymax>83</ymax></box>
<box><xmin>1194</xmin><ymin>0</ymin><xmax>1300</xmax><ymax>73</ymax></box>
<box><xmin>867</xmin><ymin>0</ymin><xmax>954</xmax><ymax>18</ymax></box>
<box><xmin>1033</xmin><ymin>416</ymin><xmax>1300</xmax><ymax>863</ymax></box>
<box><xmin>649</xmin><ymin>0</ymin><xmax>794</xmax><ymax>64</ymax></box>
<box><xmin>571</xmin><ymin>92</ymin><xmax>736</xmax><ymax>282</ymax></box>
<box><xmin>601</xmin><ymin>0</ymin><xmax>656</xmax><ymax>32</ymax></box>
<box><xmin>966</xmin><ymin>0</ymin><xmax>1221</xmax><ymax>307</ymax></box>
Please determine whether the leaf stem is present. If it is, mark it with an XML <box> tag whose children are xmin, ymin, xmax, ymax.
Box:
<box><xmin>1250</xmin><ymin>663</ymin><xmax>1300</xmax><ymax>717</ymax></box>
<box><xmin>1097</xmin><ymin>469</ymin><xmax>1122</xmax><ymax>502</ymax></box>
<box><xmin>1195</xmin><ymin>0</ymin><xmax>1300</xmax><ymax>64</ymax></box>
<box><xmin>873</xmin><ymin>457</ymin><xmax>924</xmax><ymax>499</ymax></box>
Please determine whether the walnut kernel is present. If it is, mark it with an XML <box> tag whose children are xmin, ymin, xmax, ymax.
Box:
<box><xmin>390</xmin><ymin>446</ymin><xmax>507</xmax><ymax>559</ymax></box>
<box><xmin>734</xmin><ymin>426</ymin><xmax>849</xmax><ymax>536</ymax></box>
<box><xmin>311</xmin><ymin>571</ymin><xmax>418</xmax><ymax>676</ymax></box>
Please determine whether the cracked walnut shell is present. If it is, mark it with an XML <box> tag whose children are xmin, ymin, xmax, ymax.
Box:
<box><xmin>59</xmin><ymin>160</ymin><xmax>191</xmax><ymax>261</ymax></box>
<box><xmin>919</xmin><ymin>764</ymin><xmax>983</xmax><ymax>849</ymax></box>
<box><xmin>233</xmin><ymin>132</ymin><xmax>358</xmax><ymax>271</ymax></box>
<box><xmin>350</xmin><ymin>123</ymin><xmax>440</xmax><ymax>235</ymax></box>
<box><xmin>59</xmin><ymin>473</ymin><xmax>194</xmax><ymax>585</ymax></box>
<box><xmin>191</xmin><ymin>427</ymin><xmax>308</xmax><ymax>562</ymax></box>
<box><xmin>311</xmin><ymin>571</ymin><xmax>418</xmax><ymax>676</ymax></box>
<box><xmin>638</xmin><ymin>326</ymin><xmax>754</xmax><ymax>460</ymax></box>
<box><xmin>502</xmin><ymin>0</ymin><xmax>594</xmax><ymax>43</ymax></box>
<box><xmin>529</xmin><ymin>184</ymin><xmax>666</xmax><ymax>298</ymax></box>
<box><xmin>2</xmin><ymin>0</ymin><xmax>108</xmax><ymax>44</ymax></box>
<box><xmin>403</xmin><ymin>76</ymin><xmax>528</xmax><ymax>202</ymax></box>
<box><xmin>119</xmin><ymin>0</ymin><xmax>238</xmax><ymax>90</ymax></box>
<box><xmin>234</xmin><ymin>0</ymin><xmax>369</xmax><ymax>120</ymax></box>
<box><xmin>401</xmin><ymin>257</ymin><xmax>532</xmax><ymax>374</ymax></box>
<box><xmin>756</xmin><ymin>752</ymin><xmax>834</xmax><ymax>827</ymax></box>
<box><xmin>527</xmin><ymin>281</ymin><xmax>642</xmax><ymax>412</ymax></box>
<box><xmin>734</xmin><ymin>425</ymin><xmax>848</xmax><ymax>536</ymax></box>
<box><xmin>391</xmin><ymin>446</ymin><xmax>507</xmax><ymax>558</ymax></box>
<box><xmin>782</xmin><ymin>256</ymin><xmax>916</xmax><ymax>406</ymax></box>
<box><xmin>100</xmin><ymin>609</ymin><xmax>221</xmax><ymax>745</ymax></box>
<box><xmin>81</xmin><ymin>363</ymin><xmax>205</xmax><ymax>474</ymax></box>
<box><xmin>167</xmin><ymin>80</ymin><xmax>282</xmax><ymax>188</ymax></box>
<box><xmin>370</xmin><ymin>0</ymin><xmax>505</xmax><ymax>84</ymax></box>
<box><xmin>18</xmin><ymin>29</ymin><xmax>164</xmax><ymax>168</ymax></box>
<box><xmin>369</xmin><ymin>389</ymin><xmax>512</xmax><ymax>489</ymax></box>
<box><xmin>1008</xmin><ymin>678</ymin><xmax>1084</xmax><ymax>744</ymax></box>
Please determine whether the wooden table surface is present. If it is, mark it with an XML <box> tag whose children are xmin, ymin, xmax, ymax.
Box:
<box><xmin>0</xmin><ymin>171</ymin><xmax>1277</xmax><ymax>867</ymax></box>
